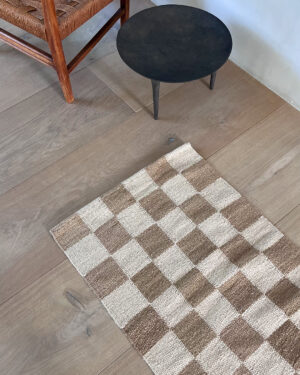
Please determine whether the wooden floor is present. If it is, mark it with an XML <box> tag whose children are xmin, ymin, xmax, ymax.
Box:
<box><xmin>1</xmin><ymin>1</ymin><xmax>300</xmax><ymax>374</ymax></box>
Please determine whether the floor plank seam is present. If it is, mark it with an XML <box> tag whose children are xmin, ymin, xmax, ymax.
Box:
<box><xmin>275</xmin><ymin>203</ymin><xmax>300</xmax><ymax>226</ymax></box>
<box><xmin>0</xmin><ymin>44</ymin><xmax>119</xmax><ymax>117</ymax></box>
<box><xmin>207</xmin><ymin>102</ymin><xmax>286</xmax><ymax>160</ymax></box>
<box><xmin>0</xmin><ymin>258</ymin><xmax>67</xmax><ymax>308</ymax></box>
<box><xmin>96</xmin><ymin>348</ymin><xmax>132</xmax><ymax>375</ymax></box>
<box><xmin>0</xmin><ymin>100</ymin><xmax>135</xmax><ymax>199</ymax></box>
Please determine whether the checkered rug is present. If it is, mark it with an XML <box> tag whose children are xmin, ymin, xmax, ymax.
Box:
<box><xmin>51</xmin><ymin>143</ymin><xmax>300</xmax><ymax>375</ymax></box>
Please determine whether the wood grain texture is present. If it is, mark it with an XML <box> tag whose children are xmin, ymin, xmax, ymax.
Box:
<box><xmin>89</xmin><ymin>51</ymin><xmax>183</xmax><ymax>112</ymax></box>
<box><xmin>0</xmin><ymin>40</ymin><xmax>57</xmax><ymax>112</ymax></box>
<box><xmin>0</xmin><ymin>68</ymin><xmax>132</xmax><ymax>196</ymax></box>
<box><xmin>209</xmin><ymin>104</ymin><xmax>300</xmax><ymax>223</ymax></box>
<box><xmin>112</xmin><ymin>60</ymin><xmax>283</xmax><ymax>159</ymax></box>
<box><xmin>67</xmin><ymin>8</ymin><xmax>123</xmax><ymax>74</ymax></box>
<box><xmin>0</xmin><ymin>261</ymin><xmax>131</xmax><ymax>375</ymax></box>
<box><xmin>0</xmin><ymin>231</ymin><xmax>65</xmax><ymax>305</ymax></box>
<box><xmin>161</xmin><ymin>68</ymin><xmax>284</xmax><ymax>158</ymax></box>
<box><xmin>99</xmin><ymin>348</ymin><xmax>153</xmax><ymax>375</ymax></box>
<box><xmin>277</xmin><ymin>205</ymin><xmax>300</xmax><ymax>246</ymax></box>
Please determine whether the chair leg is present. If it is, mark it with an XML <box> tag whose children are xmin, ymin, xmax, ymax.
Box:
<box><xmin>48</xmin><ymin>39</ymin><xmax>74</xmax><ymax>103</ymax></box>
<box><xmin>42</xmin><ymin>0</ymin><xmax>74</xmax><ymax>103</ymax></box>
<box><xmin>121</xmin><ymin>0</ymin><xmax>130</xmax><ymax>25</ymax></box>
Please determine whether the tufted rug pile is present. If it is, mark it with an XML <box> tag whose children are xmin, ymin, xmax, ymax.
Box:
<box><xmin>51</xmin><ymin>143</ymin><xmax>300</xmax><ymax>375</ymax></box>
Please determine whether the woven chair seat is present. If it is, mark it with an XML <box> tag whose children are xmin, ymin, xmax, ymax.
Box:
<box><xmin>0</xmin><ymin>0</ymin><xmax>113</xmax><ymax>39</ymax></box>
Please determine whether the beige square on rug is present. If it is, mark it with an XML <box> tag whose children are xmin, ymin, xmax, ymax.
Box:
<box><xmin>51</xmin><ymin>143</ymin><xmax>300</xmax><ymax>375</ymax></box>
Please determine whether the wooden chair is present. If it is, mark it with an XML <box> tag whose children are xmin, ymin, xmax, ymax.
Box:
<box><xmin>0</xmin><ymin>0</ymin><xmax>130</xmax><ymax>102</ymax></box>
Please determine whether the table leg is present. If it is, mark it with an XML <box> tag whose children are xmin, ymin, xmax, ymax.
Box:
<box><xmin>151</xmin><ymin>80</ymin><xmax>160</xmax><ymax>120</ymax></box>
<box><xmin>210</xmin><ymin>71</ymin><xmax>217</xmax><ymax>90</ymax></box>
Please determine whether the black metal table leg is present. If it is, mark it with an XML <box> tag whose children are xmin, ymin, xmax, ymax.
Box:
<box><xmin>210</xmin><ymin>71</ymin><xmax>216</xmax><ymax>90</ymax></box>
<box><xmin>151</xmin><ymin>79</ymin><xmax>160</xmax><ymax>120</ymax></box>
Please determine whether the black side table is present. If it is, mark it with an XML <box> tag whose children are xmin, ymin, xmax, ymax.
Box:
<box><xmin>117</xmin><ymin>5</ymin><xmax>232</xmax><ymax>119</ymax></box>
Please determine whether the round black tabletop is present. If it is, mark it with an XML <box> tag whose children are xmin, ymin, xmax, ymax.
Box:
<box><xmin>117</xmin><ymin>5</ymin><xmax>232</xmax><ymax>83</ymax></box>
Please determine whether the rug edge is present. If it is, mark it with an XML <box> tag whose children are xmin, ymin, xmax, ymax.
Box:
<box><xmin>50</xmin><ymin>142</ymin><xmax>197</xmax><ymax>233</ymax></box>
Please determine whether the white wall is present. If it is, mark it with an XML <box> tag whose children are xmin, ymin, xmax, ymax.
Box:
<box><xmin>152</xmin><ymin>0</ymin><xmax>300</xmax><ymax>110</ymax></box>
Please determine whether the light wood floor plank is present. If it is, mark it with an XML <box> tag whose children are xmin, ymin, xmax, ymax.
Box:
<box><xmin>209</xmin><ymin>104</ymin><xmax>300</xmax><ymax>223</ymax></box>
<box><xmin>0</xmin><ymin>230</ymin><xmax>65</xmax><ymax>306</ymax></box>
<box><xmin>277</xmin><ymin>205</ymin><xmax>300</xmax><ymax>246</ymax></box>
<box><xmin>125</xmin><ymin>61</ymin><xmax>284</xmax><ymax>159</ymax></box>
<box><xmin>0</xmin><ymin>68</ymin><xmax>132</xmax><ymax>196</ymax></box>
<box><xmin>0</xmin><ymin>261</ymin><xmax>130</xmax><ymax>375</ymax></box>
<box><xmin>99</xmin><ymin>348</ymin><xmax>152</xmax><ymax>375</ymax></box>
<box><xmin>0</xmin><ymin>41</ymin><xmax>57</xmax><ymax>113</ymax></box>
<box><xmin>89</xmin><ymin>51</ymin><xmax>183</xmax><ymax>112</ymax></box>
